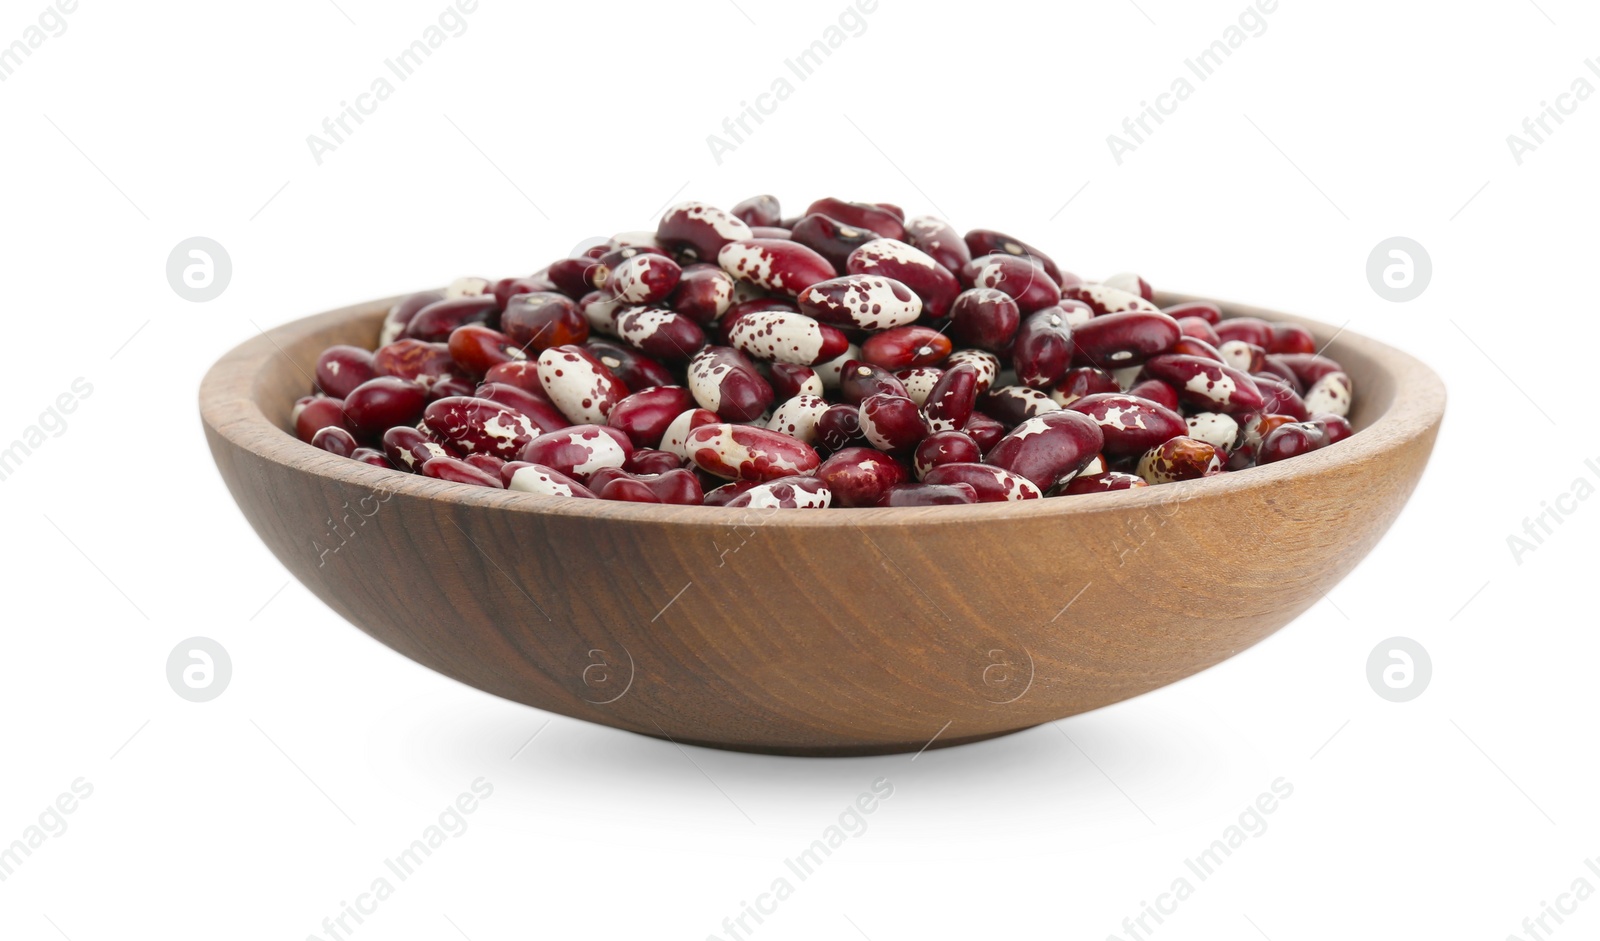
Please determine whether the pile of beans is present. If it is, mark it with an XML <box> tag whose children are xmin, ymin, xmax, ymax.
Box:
<box><xmin>293</xmin><ymin>196</ymin><xmax>1355</xmax><ymax>508</ymax></box>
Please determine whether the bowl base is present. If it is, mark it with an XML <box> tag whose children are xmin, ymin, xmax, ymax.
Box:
<box><xmin>638</xmin><ymin>724</ymin><xmax>1039</xmax><ymax>758</ymax></box>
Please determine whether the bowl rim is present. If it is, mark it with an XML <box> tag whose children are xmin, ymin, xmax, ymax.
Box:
<box><xmin>199</xmin><ymin>289</ymin><xmax>1447</xmax><ymax>528</ymax></box>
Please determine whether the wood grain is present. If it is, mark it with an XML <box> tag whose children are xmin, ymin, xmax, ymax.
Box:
<box><xmin>200</xmin><ymin>292</ymin><xmax>1446</xmax><ymax>756</ymax></box>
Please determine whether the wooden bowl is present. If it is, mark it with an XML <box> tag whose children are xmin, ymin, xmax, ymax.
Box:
<box><xmin>201</xmin><ymin>292</ymin><xmax>1445</xmax><ymax>756</ymax></box>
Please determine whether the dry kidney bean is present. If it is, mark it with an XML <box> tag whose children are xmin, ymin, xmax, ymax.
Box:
<box><xmin>624</xmin><ymin>448</ymin><xmax>684</xmax><ymax>475</ymax></box>
<box><xmin>731</xmin><ymin>194</ymin><xmax>783</xmax><ymax>228</ymax></box>
<box><xmin>962</xmin><ymin>412</ymin><xmax>1006</xmax><ymax>453</ymax></box>
<box><xmin>949</xmin><ymin>289</ymin><xmax>1021</xmax><ymax>352</ymax></box>
<box><xmin>294</xmin><ymin>395</ymin><xmax>350</xmax><ymax>443</ymax></box>
<box><xmin>724</xmin><ymin>475</ymin><xmax>832</xmax><ymax>509</ymax></box>
<box><xmin>839</xmin><ymin>360</ymin><xmax>908</xmax><ymax>405</ymax></box>
<box><xmin>797</xmin><ymin>274</ymin><xmax>923</xmax><ymax>330</ymax></box>
<box><xmin>521</xmin><ymin>425</ymin><xmax>632</xmax><ymax>479</ymax></box>
<box><xmin>687</xmin><ymin>346</ymin><xmax>774</xmax><ymax>422</ymax></box>
<box><xmin>475</xmin><ymin>382</ymin><xmax>569</xmax><ymax>434</ymax></box>
<box><xmin>606</xmin><ymin>254</ymin><xmax>682</xmax><ymax>305</ymax></box>
<box><xmin>1062</xmin><ymin>283</ymin><xmax>1158</xmax><ymax>316</ymax></box>
<box><xmin>921</xmin><ymin>463</ymin><xmax>1041</xmax><ymax>502</ymax></box>
<box><xmin>502</xmin><ymin>293</ymin><xmax>588</xmax><ymax>352</ymax></box>
<box><xmin>506</xmin><ymin>462</ymin><xmax>596</xmax><ymax>498</ymax></box>
<box><xmin>914</xmin><ymin>430</ymin><xmax>982</xmax><ymax>478</ymax></box>
<box><xmin>616</xmin><ymin>307</ymin><xmax>708</xmax><ymax>362</ymax></box>
<box><xmin>815</xmin><ymin>447</ymin><xmax>908</xmax><ymax>507</ymax></box>
<box><xmin>684</xmin><ymin>423</ymin><xmax>821</xmax><ymax>481</ymax></box>
<box><xmin>980</xmin><ymin>385</ymin><xmax>1060</xmax><ymax>426</ymax></box>
<box><xmin>727</xmin><ymin>309</ymin><xmax>849</xmax><ymax>365</ymax></box>
<box><xmin>660</xmin><ymin>407</ymin><xmax>721</xmax><ymax>459</ymax></box>
<box><xmin>382</xmin><ymin>425</ymin><xmax>450</xmax><ymax>470</ymax></box>
<box><xmin>311</xmin><ymin>425</ymin><xmax>359</xmax><ymax>458</ymax></box>
<box><xmin>1140</xmin><ymin>354</ymin><xmax>1265</xmax><ymax>414</ymax></box>
<box><xmin>985</xmin><ymin>410</ymin><xmax>1105</xmax><ymax>491</ymax></box>
<box><xmin>769</xmin><ymin>362</ymin><xmax>823</xmax><ymax>400</ymax></box>
<box><xmin>668</xmin><ymin>264</ymin><xmax>737</xmax><ymax>325</ymax></box>
<box><xmin>608</xmin><ymin>386</ymin><xmax>694</xmax><ymax>449</ymax></box>
<box><xmin>921</xmin><ymin>362</ymin><xmax>979</xmax><ymax>433</ymax></box>
<box><xmin>1102</xmin><ymin>272</ymin><xmax>1153</xmax><ymax>302</ymax></box>
<box><xmin>537</xmin><ymin>345</ymin><xmax>630</xmax><ymax>424</ymax></box>
<box><xmin>344</xmin><ymin>377</ymin><xmax>428</xmax><ymax>439</ymax></box>
<box><xmin>1013</xmin><ymin>307</ymin><xmax>1076</xmax><ymax>389</ymax></box>
<box><xmin>815</xmin><ymin>403</ymin><xmax>864</xmax><ymax>451</ymax></box>
<box><xmin>381</xmin><ymin>291</ymin><xmax>444</xmax><ymax>346</ymax></box>
<box><xmin>1067</xmin><ymin>393</ymin><xmax>1187</xmax><ymax>457</ymax></box>
<box><xmin>862</xmin><ymin>325</ymin><xmax>952</xmax><ymax>370</ymax></box>
<box><xmin>585</xmin><ymin>338</ymin><xmax>675</xmax><ymax>392</ymax></box>
<box><xmin>424</xmin><ymin>396</ymin><xmax>541</xmax><ymax>459</ymax></box>
<box><xmin>846</xmin><ymin>239</ymin><xmax>961</xmax><ymax>318</ymax></box>
<box><xmin>790</xmin><ymin>214</ymin><xmax>880</xmax><ymax>272</ymax></box>
<box><xmin>589</xmin><ymin>467</ymin><xmax>704</xmax><ymax>505</ymax></box>
<box><xmin>1162</xmin><ymin>301</ymin><xmax>1221</xmax><ymax>325</ymax></box>
<box><xmin>448</xmin><ymin>324</ymin><xmax>526</xmax><ymax>377</ymax></box>
<box><xmin>964</xmin><ymin>254</ymin><xmax>1061</xmax><ymax>313</ymax></box>
<box><xmin>895</xmin><ymin>367</ymin><xmax>943</xmax><ymax>407</ymax></box>
<box><xmin>804</xmin><ymin>197</ymin><xmax>905</xmax><ymax>242</ymax></box>
<box><xmin>767</xmin><ymin>393</ymin><xmax>831</xmax><ymax>444</ymax></box>
<box><xmin>718</xmin><ymin>238</ymin><xmax>836</xmax><ymax>296</ymax></box>
<box><xmin>1062</xmin><ymin>471</ymin><xmax>1148</xmax><ymax>494</ymax></box>
<box><xmin>904</xmin><ymin>215</ymin><xmax>971</xmax><ymax>274</ymax></box>
<box><xmin>375</xmin><ymin>339</ymin><xmax>457</xmax><ymax>388</ymax></box>
<box><xmin>422</xmin><ymin>455</ymin><xmax>504</xmax><ymax>488</ymax></box>
<box><xmin>1070</xmin><ymin>311</ymin><xmax>1182</xmax><ymax>369</ymax></box>
<box><xmin>964</xmin><ymin>229</ymin><xmax>1064</xmax><ymax>285</ymax></box>
<box><xmin>656</xmin><ymin>202</ymin><xmax>753</xmax><ymax>262</ymax></box>
<box><xmin>406</xmin><ymin>296</ymin><xmax>497</xmax><ymax>343</ymax></box>
<box><xmin>304</xmin><ymin>198</ymin><xmax>1362</xmax><ymax>501</ymax></box>
<box><xmin>1136</xmin><ymin>436</ymin><xmax>1223</xmax><ymax>484</ymax></box>
<box><xmin>859</xmin><ymin>393</ymin><xmax>929</xmax><ymax>452</ymax></box>
<box><xmin>316</xmin><ymin>345</ymin><xmax>377</xmax><ymax>400</ymax></box>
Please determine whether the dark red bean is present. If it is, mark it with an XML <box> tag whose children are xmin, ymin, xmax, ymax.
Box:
<box><xmin>1062</xmin><ymin>471</ymin><xmax>1148</xmax><ymax>494</ymax></box>
<box><xmin>839</xmin><ymin>360</ymin><xmax>908</xmax><ymax>405</ymax></box>
<box><xmin>769</xmin><ymin>362</ymin><xmax>823</xmax><ymax>400</ymax></box>
<box><xmin>349</xmin><ymin>447</ymin><xmax>392</xmax><ymax>468</ymax></box>
<box><xmin>789</xmin><ymin>214</ymin><xmax>880</xmax><ymax>272</ymax></box>
<box><xmin>878</xmin><ymin>482</ymin><xmax>977</xmax><ymax>506</ymax></box>
<box><xmin>1268</xmin><ymin>322</ymin><xmax>1317</xmax><ymax>355</ymax></box>
<box><xmin>1012</xmin><ymin>307</ymin><xmax>1076</xmax><ymax>389</ymax></box>
<box><xmin>963</xmin><ymin>228</ymin><xmax>1063</xmax><ymax>284</ymax></box>
<box><xmin>656</xmin><ymin>202</ymin><xmax>754</xmax><ymax>262</ymax></box>
<box><xmin>984</xmin><ymin>409</ymin><xmax>1105</xmax><ymax>490</ymax></box>
<box><xmin>1051</xmin><ymin>366</ymin><xmax>1120</xmax><ymax>407</ymax></box>
<box><xmin>921</xmin><ymin>462</ymin><xmax>1042</xmax><ymax>501</ymax></box>
<box><xmin>315</xmin><ymin>345</ymin><xmax>377</xmax><ymax>399</ymax></box>
<box><xmin>311</xmin><ymin>425</ymin><xmax>359</xmax><ymax>458</ymax></box>
<box><xmin>1214</xmin><ymin>317</ymin><xmax>1274</xmax><ymax>348</ymax></box>
<box><xmin>861</xmin><ymin>325</ymin><xmax>952</xmax><ymax>370</ymax></box>
<box><xmin>607</xmin><ymin>386</ymin><xmax>694</xmax><ymax>449</ymax></box>
<box><xmin>294</xmin><ymin>396</ymin><xmax>351</xmax><ymax>443</ymax></box>
<box><xmin>374</xmin><ymin>339</ymin><xmax>457</xmax><ymax>388</ymax></box>
<box><xmin>1176</xmin><ymin>317</ymin><xmax>1222</xmax><ymax>346</ymax></box>
<box><xmin>448</xmin><ymin>324</ymin><xmax>526</xmax><ymax>377</ymax></box>
<box><xmin>803</xmin><ymin>197</ymin><xmax>905</xmax><ymax>242</ymax></box>
<box><xmin>624</xmin><ymin>448</ymin><xmax>685</xmax><ymax>475</ymax></box>
<box><xmin>501</xmin><ymin>292</ymin><xmax>588</xmax><ymax>353</ymax></box>
<box><xmin>1162</xmin><ymin>301</ymin><xmax>1222</xmax><ymax>325</ymax></box>
<box><xmin>949</xmin><ymin>288</ymin><xmax>1021</xmax><ymax>353</ymax></box>
<box><xmin>979</xmin><ymin>385</ymin><xmax>1060</xmax><ymax>426</ymax></box>
<box><xmin>1141</xmin><ymin>354</ymin><xmax>1265</xmax><ymax>414</ymax></box>
<box><xmin>904</xmin><ymin>215</ymin><xmax>971</xmax><ymax>274</ymax></box>
<box><xmin>1250</xmin><ymin>373</ymin><xmax>1310</xmax><ymax>421</ymax></box>
<box><xmin>815</xmin><ymin>447</ymin><xmax>908</xmax><ymax>507</ymax></box>
<box><xmin>405</xmin><ymin>296</ymin><xmax>498</xmax><ymax>342</ymax></box>
<box><xmin>1258</xmin><ymin>422</ymin><xmax>1325</xmax><ymax>465</ymax></box>
<box><xmin>584</xmin><ymin>339</ymin><xmax>676</xmax><ymax>392</ymax></box>
<box><xmin>344</xmin><ymin>377</ymin><xmax>428</xmax><ymax>440</ymax></box>
<box><xmin>383</xmin><ymin>425</ymin><xmax>450</xmax><ymax>470</ymax></box>
<box><xmin>1125</xmin><ymin>378</ymin><xmax>1180</xmax><ymax>412</ymax></box>
<box><xmin>913</xmin><ymin>430</ymin><xmax>982</xmax><ymax>479</ymax></box>
<box><xmin>731</xmin><ymin>194</ymin><xmax>783</xmax><ymax>228</ymax></box>
<box><xmin>590</xmin><ymin>467</ymin><xmax>703</xmax><ymax>505</ymax></box>
<box><xmin>962</xmin><ymin>412</ymin><xmax>1006</xmax><ymax>453</ymax></box>
<box><xmin>421</xmin><ymin>455</ymin><xmax>504</xmax><ymax>488</ymax></box>
<box><xmin>815</xmin><ymin>403</ymin><xmax>865</xmax><ymax>452</ymax></box>
<box><xmin>380</xmin><ymin>291</ymin><xmax>444</xmax><ymax>345</ymax></box>
<box><xmin>1066</xmin><ymin>393</ymin><xmax>1187</xmax><ymax>457</ymax></box>
<box><xmin>667</xmin><ymin>265</ymin><xmax>736</xmax><ymax>325</ymax></box>
<box><xmin>859</xmin><ymin>393</ymin><xmax>929</xmax><ymax>452</ymax></box>
<box><xmin>1070</xmin><ymin>311</ymin><xmax>1182</xmax><ymax>369</ymax></box>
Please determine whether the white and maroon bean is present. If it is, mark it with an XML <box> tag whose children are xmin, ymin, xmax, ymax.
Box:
<box><xmin>1140</xmin><ymin>354</ymin><xmax>1265</xmax><ymax>414</ymax></box>
<box><xmin>921</xmin><ymin>362</ymin><xmax>979</xmax><ymax>433</ymax></box>
<box><xmin>474</xmin><ymin>382</ymin><xmax>569</xmax><ymax>435</ymax></box>
<box><xmin>537</xmin><ymin>345</ymin><xmax>630</xmax><ymax>424</ymax></box>
<box><xmin>963</xmin><ymin>254</ymin><xmax>1061</xmax><ymax>313</ymax></box>
<box><xmin>964</xmin><ymin>229</ymin><xmax>1064</xmax><ymax>285</ymax></box>
<box><xmin>846</xmin><ymin>239</ymin><xmax>962</xmax><ymax>319</ymax></box>
<box><xmin>979</xmin><ymin>385</ymin><xmax>1060</xmax><ymax>426</ymax></box>
<box><xmin>1251</xmin><ymin>373</ymin><xmax>1310</xmax><ymax>421</ymax></box>
<box><xmin>945</xmin><ymin>349</ymin><xmax>1000</xmax><ymax>393</ymax></box>
<box><xmin>895</xmin><ymin>367</ymin><xmax>943</xmax><ymax>406</ymax></box>
<box><xmin>382</xmin><ymin>426</ymin><xmax>450</xmax><ymax>470</ymax></box>
<box><xmin>520</xmin><ymin>425</ymin><xmax>632</xmax><ymax>480</ymax></box>
<box><xmin>1136</xmin><ymin>436</ymin><xmax>1224</xmax><ymax>484</ymax></box>
<box><xmin>1061</xmin><ymin>282</ymin><xmax>1159</xmax><ymax>316</ymax></box>
<box><xmin>1062</xmin><ymin>471</ymin><xmax>1148</xmax><ymax>494</ymax></box>
<box><xmin>859</xmin><ymin>394</ymin><xmax>929</xmax><ymax>452</ymax></box>
<box><xmin>727</xmin><ymin>309</ymin><xmax>850</xmax><ymax>365</ymax></box>
<box><xmin>606</xmin><ymin>253</ymin><xmax>682</xmax><ymax>305</ymax></box>
<box><xmin>766</xmin><ymin>393</ymin><xmax>831</xmax><ymax>444</ymax></box>
<box><xmin>423</xmin><ymin>396</ymin><xmax>542</xmax><ymax>459</ymax></box>
<box><xmin>506</xmin><ymin>462</ymin><xmax>598</xmax><ymax>498</ymax></box>
<box><xmin>608</xmin><ymin>386</ymin><xmax>694</xmax><ymax>449</ymax></box>
<box><xmin>717</xmin><ymin>238</ymin><xmax>836</xmax><ymax>296</ymax></box>
<box><xmin>1304</xmin><ymin>372</ymin><xmax>1353</xmax><ymax>417</ymax></box>
<box><xmin>656</xmin><ymin>202</ymin><xmax>753</xmax><ymax>262</ymax></box>
<box><xmin>921</xmin><ymin>463</ymin><xmax>1042</xmax><ymax>502</ymax></box>
<box><xmin>797</xmin><ymin>274</ymin><xmax>923</xmax><ymax>331</ymax></box>
<box><xmin>904</xmin><ymin>215</ymin><xmax>971</xmax><ymax>274</ymax></box>
<box><xmin>1183</xmin><ymin>411</ymin><xmax>1241</xmax><ymax>452</ymax></box>
<box><xmin>380</xmin><ymin>291</ymin><xmax>444</xmax><ymax>346</ymax></box>
<box><xmin>687</xmin><ymin>346</ymin><xmax>774</xmax><ymax>422</ymax></box>
<box><xmin>984</xmin><ymin>409</ymin><xmax>1105</xmax><ymax>491</ymax></box>
<box><xmin>616</xmin><ymin>307</ymin><xmax>708</xmax><ymax>362</ymax></box>
<box><xmin>1102</xmin><ymin>272</ymin><xmax>1154</xmax><ymax>302</ymax></box>
<box><xmin>660</xmin><ymin>407</ymin><xmax>721</xmax><ymax>459</ymax></box>
<box><xmin>421</xmin><ymin>455</ymin><xmax>504</xmax><ymax>488</ymax></box>
<box><xmin>1050</xmin><ymin>366</ymin><xmax>1120</xmax><ymax>407</ymax></box>
<box><xmin>815</xmin><ymin>343</ymin><xmax>862</xmax><ymax>390</ymax></box>
<box><xmin>769</xmin><ymin>363</ymin><xmax>824</xmax><ymax>400</ymax></box>
<box><xmin>1218</xmin><ymin>339</ymin><xmax>1267</xmax><ymax>375</ymax></box>
<box><xmin>685</xmin><ymin>423</ymin><xmax>821</xmax><ymax>481</ymax></box>
<box><xmin>1066</xmin><ymin>392</ymin><xmax>1187</xmax><ymax>457</ymax></box>
<box><xmin>724</xmin><ymin>475</ymin><xmax>832</xmax><ymax>509</ymax></box>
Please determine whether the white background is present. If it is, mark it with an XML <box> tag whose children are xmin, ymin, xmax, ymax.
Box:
<box><xmin>1</xmin><ymin>1</ymin><xmax>1596</xmax><ymax>938</ymax></box>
